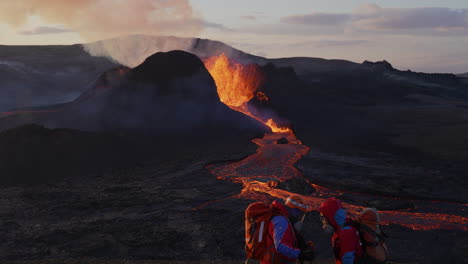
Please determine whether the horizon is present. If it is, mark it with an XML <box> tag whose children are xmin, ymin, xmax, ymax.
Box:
<box><xmin>4</xmin><ymin>33</ymin><xmax>466</xmax><ymax>76</ymax></box>
<box><xmin>0</xmin><ymin>0</ymin><xmax>467</xmax><ymax>73</ymax></box>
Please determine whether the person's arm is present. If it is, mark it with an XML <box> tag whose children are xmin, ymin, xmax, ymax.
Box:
<box><xmin>271</xmin><ymin>216</ymin><xmax>300</xmax><ymax>259</ymax></box>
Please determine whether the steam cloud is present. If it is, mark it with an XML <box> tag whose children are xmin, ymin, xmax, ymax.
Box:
<box><xmin>84</xmin><ymin>35</ymin><xmax>197</xmax><ymax>67</ymax></box>
<box><xmin>0</xmin><ymin>0</ymin><xmax>202</xmax><ymax>40</ymax></box>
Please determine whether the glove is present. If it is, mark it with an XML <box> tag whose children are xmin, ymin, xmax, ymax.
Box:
<box><xmin>298</xmin><ymin>248</ymin><xmax>315</xmax><ymax>261</ymax></box>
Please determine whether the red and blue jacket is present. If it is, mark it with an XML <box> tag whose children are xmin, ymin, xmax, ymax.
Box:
<box><xmin>319</xmin><ymin>198</ymin><xmax>363</xmax><ymax>264</ymax></box>
<box><xmin>260</xmin><ymin>200</ymin><xmax>300</xmax><ymax>264</ymax></box>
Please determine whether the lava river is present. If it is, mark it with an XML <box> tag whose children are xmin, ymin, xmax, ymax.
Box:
<box><xmin>204</xmin><ymin>54</ymin><xmax>467</xmax><ymax>231</ymax></box>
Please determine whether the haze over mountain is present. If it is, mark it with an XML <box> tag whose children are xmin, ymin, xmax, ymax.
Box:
<box><xmin>1</xmin><ymin>35</ymin><xmax>465</xmax><ymax>113</ymax></box>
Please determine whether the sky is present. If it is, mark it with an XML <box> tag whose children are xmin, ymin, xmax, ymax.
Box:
<box><xmin>0</xmin><ymin>0</ymin><xmax>467</xmax><ymax>73</ymax></box>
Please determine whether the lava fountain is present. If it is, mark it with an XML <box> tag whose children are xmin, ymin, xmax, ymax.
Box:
<box><xmin>204</xmin><ymin>54</ymin><xmax>291</xmax><ymax>133</ymax></box>
<box><xmin>202</xmin><ymin>53</ymin><xmax>467</xmax><ymax>231</ymax></box>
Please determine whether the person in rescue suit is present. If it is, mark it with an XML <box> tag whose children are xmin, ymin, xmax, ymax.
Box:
<box><xmin>261</xmin><ymin>195</ymin><xmax>315</xmax><ymax>264</ymax></box>
<box><xmin>319</xmin><ymin>198</ymin><xmax>363</xmax><ymax>264</ymax></box>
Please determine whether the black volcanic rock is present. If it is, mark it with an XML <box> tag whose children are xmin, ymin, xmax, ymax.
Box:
<box><xmin>362</xmin><ymin>60</ymin><xmax>395</xmax><ymax>71</ymax></box>
<box><xmin>277</xmin><ymin>137</ymin><xmax>289</xmax><ymax>144</ymax></box>
<box><xmin>130</xmin><ymin>50</ymin><xmax>206</xmax><ymax>86</ymax></box>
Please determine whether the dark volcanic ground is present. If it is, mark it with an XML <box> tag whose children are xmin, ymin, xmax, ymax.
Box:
<box><xmin>0</xmin><ymin>39</ymin><xmax>467</xmax><ymax>263</ymax></box>
<box><xmin>0</xmin><ymin>127</ymin><xmax>255</xmax><ymax>260</ymax></box>
<box><xmin>0</xmin><ymin>125</ymin><xmax>466</xmax><ymax>264</ymax></box>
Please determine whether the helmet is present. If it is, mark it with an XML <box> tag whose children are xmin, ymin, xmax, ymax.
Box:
<box><xmin>285</xmin><ymin>195</ymin><xmax>311</xmax><ymax>212</ymax></box>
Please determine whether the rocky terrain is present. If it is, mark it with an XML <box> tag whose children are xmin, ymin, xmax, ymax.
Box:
<box><xmin>0</xmin><ymin>36</ymin><xmax>467</xmax><ymax>263</ymax></box>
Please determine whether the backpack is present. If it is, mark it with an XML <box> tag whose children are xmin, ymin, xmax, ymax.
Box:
<box><xmin>346</xmin><ymin>208</ymin><xmax>389</xmax><ymax>264</ymax></box>
<box><xmin>244</xmin><ymin>202</ymin><xmax>280</xmax><ymax>260</ymax></box>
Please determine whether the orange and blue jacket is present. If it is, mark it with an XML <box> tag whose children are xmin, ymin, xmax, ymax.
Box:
<box><xmin>260</xmin><ymin>200</ymin><xmax>300</xmax><ymax>264</ymax></box>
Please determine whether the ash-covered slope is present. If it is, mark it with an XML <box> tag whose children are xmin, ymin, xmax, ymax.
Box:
<box><xmin>0</xmin><ymin>45</ymin><xmax>118</xmax><ymax>112</ymax></box>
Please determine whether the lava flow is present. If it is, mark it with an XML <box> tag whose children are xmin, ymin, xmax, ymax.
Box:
<box><xmin>204</xmin><ymin>54</ymin><xmax>291</xmax><ymax>133</ymax></box>
<box><xmin>203</xmin><ymin>53</ymin><xmax>467</xmax><ymax>231</ymax></box>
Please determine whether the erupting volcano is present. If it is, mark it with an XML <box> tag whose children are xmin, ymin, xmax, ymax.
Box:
<box><xmin>205</xmin><ymin>54</ymin><xmax>291</xmax><ymax>133</ymax></box>
<box><xmin>202</xmin><ymin>53</ymin><xmax>467</xmax><ymax>232</ymax></box>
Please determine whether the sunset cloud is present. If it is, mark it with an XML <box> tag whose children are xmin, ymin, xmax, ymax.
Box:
<box><xmin>19</xmin><ymin>26</ymin><xmax>74</xmax><ymax>35</ymax></box>
<box><xmin>281</xmin><ymin>12</ymin><xmax>350</xmax><ymax>26</ymax></box>
<box><xmin>281</xmin><ymin>4</ymin><xmax>468</xmax><ymax>35</ymax></box>
<box><xmin>351</xmin><ymin>4</ymin><xmax>468</xmax><ymax>32</ymax></box>
<box><xmin>0</xmin><ymin>0</ymin><xmax>202</xmax><ymax>40</ymax></box>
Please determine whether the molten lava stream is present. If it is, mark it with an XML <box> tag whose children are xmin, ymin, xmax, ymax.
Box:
<box><xmin>204</xmin><ymin>53</ymin><xmax>467</xmax><ymax>231</ymax></box>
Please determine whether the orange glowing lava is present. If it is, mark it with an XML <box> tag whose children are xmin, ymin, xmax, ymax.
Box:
<box><xmin>204</xmin><ymin>54</ymin><xmax>291</xmax><ymax>133</ymax></box>
<box><xmin>265</xmin><ymin>118</ymin><xmax>292</xmax><ymax>133</ymax></box>
<box><xmin>204</xmin><ymin>54</ymin><xmax>262</xmax><ymax>107</ymax></box>
<box><xmin>206</xmin><ymin>132</ymin><xmax>468</xmax><ymax>231</ymax></box>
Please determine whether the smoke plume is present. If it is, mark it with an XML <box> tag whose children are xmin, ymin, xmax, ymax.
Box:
<box><xmin>0</xmin><ymin>0</ymin><xmax>202</xmax><ymax>40</ymax></box>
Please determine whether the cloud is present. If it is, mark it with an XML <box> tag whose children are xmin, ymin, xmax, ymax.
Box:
<box><xmin>19</xmin><ymin>26</ymin><xmax>74</xmax><ymax>35</ymax></box>
<box><xmin>280</xmin><ymin>4</ymin><xmax>468</xmax><ymax>35</ymax></box>
<box><xmin>312</xmin><ymin>39</ymin><xmax>371</xmax><ymax>48</ymax></box>
<box><xmin>202</xmin><ymin>20</ymin><xmax>233</xmax><ymax>31</ymax></box>
<box><xmin>288</xmin><ymin>39</ymin><xmax>371</xmax><ymax>48</ymax></box>
<box><xmin>241</xmin><ymin>16</ymin><xmax>257</xmax><ymax>21</ymax></box>
<box><xmin>0</xmin><ymin>0</ymin><xmax>202</xmax><ymax>41</ymax></box>
<box><xmin>352</xmin><ymin>4</ymin><xmax>468</xmax><ymax>32</ymax></box>
<box><xmin>281</xmin><ymin>12</ymin><xmax>351</xmax><ymax>26</ymax></box>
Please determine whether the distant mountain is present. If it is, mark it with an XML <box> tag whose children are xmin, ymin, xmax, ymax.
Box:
<box><xmin>84</xmin><ymin>35</ymin><xmax>464</xmax><ymax>89</ymax></box>
<box><xmin>0</xmin><ymin>44</ymin><xmax>117</xmax><ymax>112</ymax></box>
<box><xmin>0</xmin><ymin>34</ymin><xmax>465</xmax><ymax>116</ymax></box>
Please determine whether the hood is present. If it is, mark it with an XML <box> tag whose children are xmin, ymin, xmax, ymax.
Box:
<box><xmin>319</xmin><ymin>198</ymin><xmax>347</xmax><ymax>229</ymax></box>
<box><xmin>271</xmin><ymin>200</ymin><xmax>289</xmax><ymax>217</ymax></box>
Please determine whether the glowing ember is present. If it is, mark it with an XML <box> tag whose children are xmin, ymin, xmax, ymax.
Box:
<box><xmin>256</xmin><ymin>92</ymin><xmax>269</xmax><ymax>102</ymax></box>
